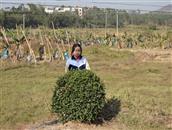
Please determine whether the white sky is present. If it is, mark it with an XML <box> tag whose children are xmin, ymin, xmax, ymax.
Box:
<box><xmin>0</xmin><ymin>0</ymin><xmax>171</xmax><ymax>11</ymax></box>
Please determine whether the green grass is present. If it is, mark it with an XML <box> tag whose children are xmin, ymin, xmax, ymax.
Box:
<box><xmin>0</xmin><ymin>46</ymin><xmax>172</xmax><ymax>130</ymax></box>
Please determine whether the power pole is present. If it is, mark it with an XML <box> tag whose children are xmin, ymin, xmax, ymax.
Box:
<box><xmin>105</xmin><ymin>8</ymin><xmax>107</xmax><ymax>37</ymax></box>
<box><xmin>22</xmin><ymin>4</ymin><xmax>25</xmax><ymax>30</ymax></box>
<box><xmin>92</xmin><ymin>0</ymin><xmax>94</xmax><ymax>8</ymax></box>
<box><xmin>116</xmin><ymin>9</ymin><xmax>119</xmax><ymax>36</ymax></box>
<box><xmin>0</xmin><ymin>0</ymin><xmax>2</xmax><ymax>10</ymax></box>
<box><xmin>116</xmin><ymin>10</ymin><xmax>121</xmax><ymax>49</ymax></box>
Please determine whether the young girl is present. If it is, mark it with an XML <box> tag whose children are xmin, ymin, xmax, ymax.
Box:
<box><xmin>65</xmin><ymin>43</ymin><xmax>90</xmax><ymax>72</ymax></box>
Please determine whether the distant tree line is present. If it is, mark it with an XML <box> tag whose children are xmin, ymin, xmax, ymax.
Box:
<box><xmin>0</xmin><ymin>4</ymin><xmax>171</xmax><ymax>29</ymax></box>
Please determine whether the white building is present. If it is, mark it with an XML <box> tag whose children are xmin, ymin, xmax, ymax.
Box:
<box><xmin>76</xmin><ymin>7</ymin><xmax>83</xmax><ymax>17</ymax></box>
<box><xmin>71</xmin><ymin>7</ymin><xmax>76</xmax><ymax>12</ymax></box>
<box><xmin>45</xmin><ymin>6</ymin><xmax>72</xmax><ymax>13</ymax></box>
<box><xmin>44</xmin><ymin>6</ymin><xmax>83</xmax><ymax>17</ymax></box>
<box><xmin>44</xmin><ymin>7</ymin><xmax>54</xmax><ymax>14</ymax></box>
<box><xmin>57</xmin><ymin>7</ymin><xmax>70</xmax><ymax>13</ymax></box>
<box><xmin>54</xmin><ymin>7</ymin><xmax>60</xmax><ymax>11</ymax></box>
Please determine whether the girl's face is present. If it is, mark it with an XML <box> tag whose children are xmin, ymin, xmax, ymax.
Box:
<box><xmin>73</xmin><ymin>47</ymin><xmax>81</xmax><ymax>58</ymax></box>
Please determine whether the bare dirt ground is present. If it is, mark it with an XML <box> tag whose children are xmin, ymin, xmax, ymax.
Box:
<box><xmin>110</xmin><ymin>48</ymin><xmax>172</xmax><ymax>62</ymax></box>
<box><xmin>23</xmin><ymin>119</ymin><xmax>127</xmax><ymax>130</ymax></box>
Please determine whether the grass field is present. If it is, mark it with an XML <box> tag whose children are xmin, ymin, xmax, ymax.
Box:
<box><xmin>0</xmin><ymin>46</ymin><xmax>172</xmax><ymax>130</ymax></box>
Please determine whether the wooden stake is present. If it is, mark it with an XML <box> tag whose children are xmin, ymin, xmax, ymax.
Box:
<box><xmin>66</xmin><ymin>30</ymin><xmax>71</xmax><ymax>53</ymax></box>
<box><xmin>0</xmin><ymin>28</ymin><xmax>15</xmax><ymax>63</ymax></box>
<box><xmin>39</xmin><ymin>30</ymin><xmax>47</xmax><ymax>61</ymax></box>
<box><xmin>44</xmin><ymin>36</ymin><xmax>52</xmax><ymax>62</ymax></box>
<box><xmin>1</xmin><ymin>28</ymin><xmax>10</xmax><ymax>46</ymax></box>
<box><xmin>52</xmin><ymin>22</ymin><xmax>64</xmax><ymax>60</ymax></box>
<box><xmin>22</xmin><ymin>31</ymin><xmax>37</xmax><ymax>64</ymax></box>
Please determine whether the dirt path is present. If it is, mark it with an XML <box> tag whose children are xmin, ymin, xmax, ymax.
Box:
<box><xmin>24</xmin><ymin>119</ymin><xmax>127</xmax><ymax>130</ymax></box>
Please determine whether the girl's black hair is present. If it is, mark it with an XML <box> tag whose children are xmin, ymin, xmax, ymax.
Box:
<box><xmin>71</xmin><ymin>43</ymin><xmax>82</xmax><ymax>56</ymax></box>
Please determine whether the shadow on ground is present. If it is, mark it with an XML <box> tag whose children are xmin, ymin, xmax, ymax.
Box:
<box><xmin>92</xmin><ymin>98</ymin><xmax>121</xmax><ymax>124</ymax></box>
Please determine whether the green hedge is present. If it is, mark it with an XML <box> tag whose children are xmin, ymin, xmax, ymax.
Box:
<box><xmin>52</xmin><ymin>70</ymin><xmax>106</xmax><ymax>122</ymax></box>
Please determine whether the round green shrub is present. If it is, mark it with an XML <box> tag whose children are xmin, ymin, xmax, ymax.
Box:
<box><xmin>52</xmin><ymin>70</ymin><xmax>106</xmax><ymax>122</ymax></box>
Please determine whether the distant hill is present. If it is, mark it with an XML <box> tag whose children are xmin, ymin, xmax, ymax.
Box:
<box><xmin>158</xmin><ymin>4</ymin><xmax>172</xmax><ymax>12</ymax></box>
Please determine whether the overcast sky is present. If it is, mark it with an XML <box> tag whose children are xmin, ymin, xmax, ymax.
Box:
<box><xmin>0</xmin><ymin>0</ymin><xmax>171</xmax><ymax>11</ymax></box>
